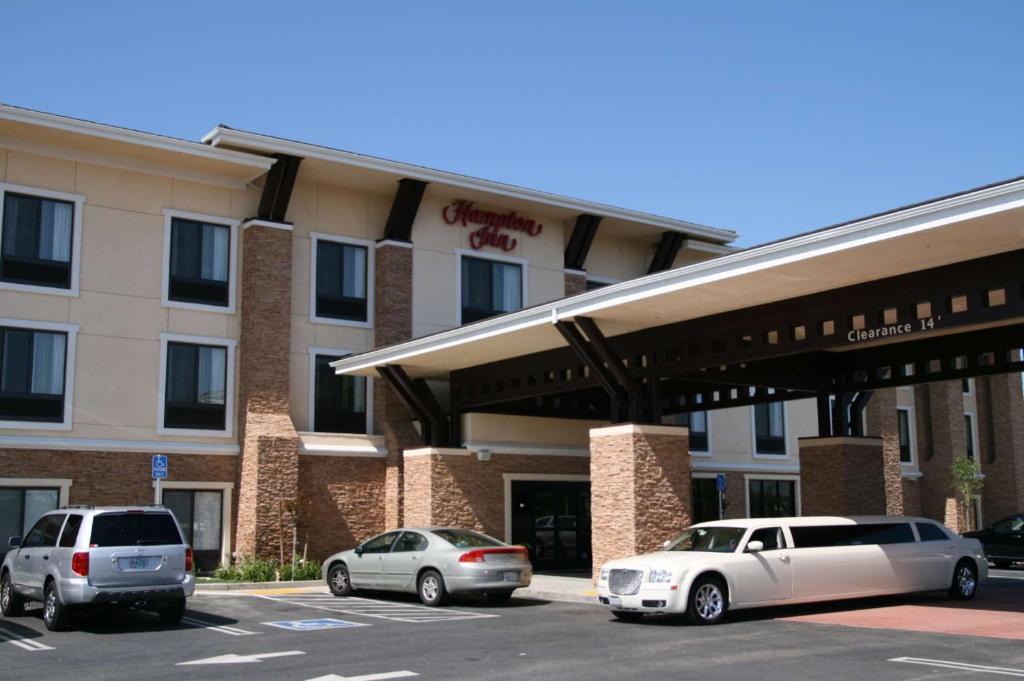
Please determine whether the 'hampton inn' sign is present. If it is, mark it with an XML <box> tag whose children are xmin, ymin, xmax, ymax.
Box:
<box><xmin>442</xmin><ymin>200</ymin><xmax>543</xmax><ymax>251</ymax></box>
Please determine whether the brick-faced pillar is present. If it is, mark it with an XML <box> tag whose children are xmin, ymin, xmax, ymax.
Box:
<box><xmin>373</xmin><ymin>241</ymin><xmax>420</xmax><ymax>529</ymax></box>
<box><xmin>977</xmin><ymin>373</ymin><xmax>1024</xmax><ymax>522</ymax></box>
<box><xmin>402</xmin><ymin>448</ymin><xmax>482</xmax><ymax>530</ymax></box>
<box><xmin>915</xmin><ymin>380</ymin><xmax>966</xmax><ymax>529</ymax></box>
<box><xmin>798</xmin><ymin>437</ymin><xmax>887</xmax><ymax>516</ymax></box>
<box><xmin>863</xmin><ymin>388</ymin><xmax>904</xmax><ymax>515</ymax></box>
<box><xmin>236</xmin><ymin>222</ymin><xmax>300</xmax><ymax>559</ymax></box>
<box><xmin>564</xmin><ymin>269</ymin><xmax>587</xmax><ymax>296</ymax></box>
<box><xmin>589</xmin><ymin>424</ymin><xmax>690</xmax><ymax>581</ymax></box>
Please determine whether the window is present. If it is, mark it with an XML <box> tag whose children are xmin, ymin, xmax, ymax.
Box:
<box><xmin>163</xmin><ymin>489</ymin><xmax>223</xmax><ymax>572</ymax></box>
<box><xmin>664</xmin><ymin>411</ymin><xmax>708</xmax><ymax>452</ymax></box>
<box><xmin>58</xmin><ymin>514</ymin><xmax>83</xmax><ymax>548</ymax></box>
<box><xmin>962</xmin><ymin>378</ymin><xmax>973</xmax><ymax>394</ymax></box>
<box><xmin>747</xmin><ymin>478</ymin><xmax>797</xmax><ymax>518</ymax></box>
<box><xmin>313</xmin><ymin>235</ymin><xmax>370</xmax><ymax>324</ymax></box>
<box><xmin>790</xmin><ymin>523</ymin><xmax>915</xmax><ymax>548</ymax></box>
<box><xmin>360</xmin><ymin>531</ymin><xmax>400</xmax><ymax>554</ymax></box>
<box><xmin>161</xmin><ymin>337</ymin><xmax>233</xmax><ymax>432</ymax></box>
<box><xmin>22</xmin><ymin>513</ymin><xmax>65</xmax><ymax>548</ymax></box>
<box><xmin>89</xmin><ymin>512</ymin><xmax>183</xmax><ymax>547</ymax></box>
<box><xmin>460</xmin><ymin>254</ymin><xmax>523</xmax><ymax>324</ymax></box>
<box><xmin>431</xmin><ymin>529</ymin><xmax>503</xmax><ymax>548</ymax></box>
<box><xmin>915</xmin><ymin>522</ymin><xmax>950</xmax><ymax>542</ymax></box>
<box><xmin>965</xmin><ymin>413</ymin><xmax>976</xmax><ymax>459</ymax></box>
<box><xmin>168</xmin><ymin>217</ymin><xmax>231</xmax><ymax>307</ymax></box>
<box><xmin>311</xmin><ymin>352</ymin><xmax>368</xmax><ymax>434</ymax></box>
<box><xmin>747</xmin><ymin>527</ymin><xmax>786</xmax><ymax>551</ymax></box>
<box><xmin>897</xmin><ymin>408</ymin><xmax>913</xmax><ymax>464</ymax></box>
<box><xmin>0</xmin><ymin>326</ymin><xmax>68</xmax><ymax>424</ymax></box>
<box><xmin>1</xmin><ymin>191</ymin><xmax>75</xmax><ymax>290</ymax></box>
<box><xmin>753</xmin><ymin>403</ymin><xmax>786</xmax><ymax>455</ymax></box>
<box><xmin>993</xmin><ymin>516</ymin><xmax>1023</xmax><ymax>533</ymax></box>
<box><xmin>392</xmin><ymin>531</ymin><xmax>429</xmax><ymax>553</ymax></box>
<box><xmin>691</xmin><ymin>478</ymin><xmax>721</xmax><ymax>525</ymax></box>
<box><xmin>0</xmin><ymin>487</ymin><xmax>59</xmax><ymax>553</ymax></box>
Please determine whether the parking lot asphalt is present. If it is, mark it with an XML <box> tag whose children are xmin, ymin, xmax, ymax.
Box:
<box><xmin>2</xmin><ymin>570</ymin><xmax>1023</xmax><ymax>681</ymax></box>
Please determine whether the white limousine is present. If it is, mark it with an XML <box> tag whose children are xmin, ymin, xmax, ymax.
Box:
<box><xmin>596</xmin><ymin>516</ymin><xmax>986</xmax><ymax>625</ymax></box>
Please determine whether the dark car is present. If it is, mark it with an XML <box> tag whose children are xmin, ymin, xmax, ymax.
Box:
<box><xmin>963</xmin><ymin>514</ymin><xmax>1023</xmax><ymax>568</ymax></box>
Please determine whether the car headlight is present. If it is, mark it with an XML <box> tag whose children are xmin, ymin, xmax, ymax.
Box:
<box><xmin>649</xmin><ymin>569</ymin><xmax>673</xmax><ymax>583</ymax></box>
<box><xmin>599</xmin><ymin>568</ymin><xmax>609</xmax><ymax>582</ymax></box>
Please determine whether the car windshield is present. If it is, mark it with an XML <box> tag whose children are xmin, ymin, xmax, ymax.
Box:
<box><xmin>664</xmin><ymin>526</ymin><xmax>745</xmax><ymax>553</ymax></box>
<box><xmin>431</xmin><ymin>529</ymin><xmax>503</xmax><ymax>548</ymax></box>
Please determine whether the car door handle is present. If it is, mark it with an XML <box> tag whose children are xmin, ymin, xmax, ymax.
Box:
<box><xmin>42</xmin><ymin>555</ymin><xmax>48</xmax><ymax>561</ymax></box>
<box><xmin>778</xmin><ymin>555</ymin><xmax>790</xmax><ymax>562</ymax></box>
<box><xmin>22</xmin><ymin>554</ymin><xmax>29</xmax><ymax>559</ymax></box>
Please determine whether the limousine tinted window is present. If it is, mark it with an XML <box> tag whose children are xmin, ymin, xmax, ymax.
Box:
<box><xmin>666</xmin><ymin>527</ymin><xmax>745</xmax><ymax>553</ymax></box>
<box><xmin>915</xmin><ymin>522</ymin><xmax>950</xmax><ymax>542</ymax></box>
<box><xmin>748</xmin><ymin>527</ymin><xmax>785</xmax><ymax>550</ymax></box>
<box><xmin>791</xmin><ymin>523</ymin><xmax>915</xmax><ymax>548</ymax></box>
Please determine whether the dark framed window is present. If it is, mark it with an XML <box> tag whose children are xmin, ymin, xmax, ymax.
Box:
<box><xmin>315</xmin><ymin>239</ymin><xmax>368</xmax><ymax>322</ymax></box>
<box><xmin>915</xmin><ymin>522</ymin><xmax>950</xmax><ymax>542</ymax></box>
<box><xmin>754</xmin><ymin>402</ymin><xmax>786</xmax><ymax>454</ymax></box>
<box><xmin>0</xmin><ymin>326</ymin><xmax>67</xmax><ymax>423</ymax></box>
<box><xmin>965</xmin><ymin>414</ymin><xmax>976</xmax><ymax>459</ymax></box>
<box><xmin>691</xmin><ymin>478</ymin><xmax>721</xmax><ymax>525</ymax></box>
<box><xmin>460</xmin><ymin>255</ymin><xmax>523</xmax><ymax>324</ymax></box>
<box><xmin>0</xmin><ymin>487</ymin><xmax>60</xmax><ymax>555</ymax></box>
<box><xmin>791</xmin><ymin>523</ymin><xmax>914</xmax><ymax>548</ymax></box>
<box><xmin>164</xmin><ymin>341</ymin><xmax>228</xmax><ymax>430</ymax></box>
<box><xmin>22</xmin><ymin>513</ymin><xmax>65</xmax><ymax>548</ymax></box>
<box><xmin>313</xmin><ymin>354</ymin><xmax>367</xmax><ymax>433</ymax></box>
<box><xmin>747</xmin><ymin>479</ymin><xmax>796</xmax><ymax>518</ymax></box>
<box><xmin>897</xmin><ymin>408</ymin><xmax>913</xmax><ymax>463</ymax></box>
<box><xmin>360</xmin><ymin>531</ymin><xmax>400</xmax><ymax>554</ymax></box>
<box><xmin>392</xmin><ymin>531</ymin><xmax>429</xmax><ymax>553</ymax></box>
<box><xmin>664</xmin><ymin>411</ymin><xmax>708</xmax><ymax>452</ymax></box>
<box><xmin>58</xmin><ymin>514</ymin><xmax>83</xmax><ymax>548</ymax></box>
<box><xmin>163</xmin><ymin>489</ymin><xmax>223</xmax><ymax>572</ymax></box>
<box><xmin>168</xmin><ymin>217</ymin><xmax>231</xmax><ymax>307</ymax></box>
<box><xmin>1</xmin><ymin>192</ymin><xmax>74</xmax><ymax>289</ymax></box>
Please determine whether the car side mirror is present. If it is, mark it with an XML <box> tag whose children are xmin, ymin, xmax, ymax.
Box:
<box><xmin>746</xmin><ymin>540</ymin><xmax>764</xmax><ymax>553</ymax></box>
<box><xmin>354</xmin><ymin>545</ymin><xmax>364</xmax><ymax>557</ymax></box>
<box><xmin>8</xmin><ymin>536</ymin><xmax>21</xmax><ymax>548</ymax></box>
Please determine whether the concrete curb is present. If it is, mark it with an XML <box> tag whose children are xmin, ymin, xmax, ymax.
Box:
<box><xmin>195</xmin><ymin>579</ymin><xmax>323</xmax><ymax>592</ymax></box>
<box><xmin>517</xmin><ymin>589</ymin><xmax>596</xmax><ymax>605</ymax></box>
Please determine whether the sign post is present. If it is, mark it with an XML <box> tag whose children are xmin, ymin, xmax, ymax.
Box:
<box><xmin>715</xmin><ymin>473</ymin><xmax>727</xmax><ymax>521</ymax></box>
<box><xmin>152</xmin><ymin>454</ymin><xmax>168</xmax><ymax>504</ymax></box>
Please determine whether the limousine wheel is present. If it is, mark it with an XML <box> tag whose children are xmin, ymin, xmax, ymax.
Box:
<box><xmin>948</xmin><ymin>559</ymin><xmax>978</xmax><ymax>600</ymax></box>
<box><xmin>686</xmin><ymin>575</ymin><xmax>727</xmax><ymax>625</ymax></box>
<box><xmin>328</xmin><ymin>564</ymin><xmax>353</xmax><ymax>597</ymax></box>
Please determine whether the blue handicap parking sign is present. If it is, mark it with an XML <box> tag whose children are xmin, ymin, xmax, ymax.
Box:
<box><xmin>152</xmin><ymin>454</ymin><xmax>168</xmax><ymax>480</ymax></box>
<box><xmin>715</xmin><ymin>473</ymin><xmax>727</xmax><ymax>492</ymax></box>
<box><xmin>264</xmin><ymin>618</ymin><xmax>366</xmax><ymax>631</ymax></box>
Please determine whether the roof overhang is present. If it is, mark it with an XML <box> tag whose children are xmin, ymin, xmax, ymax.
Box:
<box><xmin>203</xmin><ymin>126</ymin><xmax>736</xmax><ymax>244</ymax></box>
<box><xmin>332</xmin><ymin>175</ymin><xmax>1024</xmax><ymax>379</ymax></box>
<box><xmin>0</xmin><ymin>104</ymin><xmax>275</xmax><ymax>190</ymax></box>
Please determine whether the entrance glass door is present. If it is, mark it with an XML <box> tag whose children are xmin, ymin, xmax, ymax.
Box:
<box><xmin>163</xmin><ymin>489</ymin><xmax>223</xmax><ymax>573</ymax></box>
<box><xmin>511</xmin><ymin>481</ymin><xmax>591</xmax><ymax>571</ymax></box>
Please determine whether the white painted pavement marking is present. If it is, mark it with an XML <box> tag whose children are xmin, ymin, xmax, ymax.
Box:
<box><xmin>256</xmin><ymin>594</ymin><xmax>499</xmax><ymax>623</ymax></box>
<box><xmin>178</xmin><ymin>650</ymin><xmax>305</xmax><ymax>666</ymax></box>
<box><xmin>182</xmin><ymin>615</ymin><xmax>260</xmax><ymax>636</ymax></box>
<box><xmin>889</xmin><ymin>657</ymin><xmax>1024</xmax><ymax>677</ymax></box>
<box><xmin>306</xmin><ymin>672</ymin><xmax>417</xmax><ymax>681</ymax></box>
<box><xmin>0</xmin><ymin>627</ymin><xmax>54</xmax><ymax>651</ymax></box>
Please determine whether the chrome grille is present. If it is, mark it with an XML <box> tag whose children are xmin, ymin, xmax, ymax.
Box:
<box><xmin>609</xmin><ymin>568</ymin><xmax>643</xmax><ymax>595</ymax></box>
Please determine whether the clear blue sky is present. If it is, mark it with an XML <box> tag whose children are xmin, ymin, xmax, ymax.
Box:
<box><xmin>2</xmin><ymin>1</ymin><xmax>1022</xmax><ymax>245</ymax></box>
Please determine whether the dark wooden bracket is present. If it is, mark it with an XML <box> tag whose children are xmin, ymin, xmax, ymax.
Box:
<box><xmin>378</xmin><ymin>364</ymin><xmax>449</xmax><ymax>446</ymax></box>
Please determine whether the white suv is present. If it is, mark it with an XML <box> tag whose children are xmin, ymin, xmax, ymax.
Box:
<box><xmin>0</xmin><ymin>506</ymin><xmax>195</xmax><ymax>630</ymax></box>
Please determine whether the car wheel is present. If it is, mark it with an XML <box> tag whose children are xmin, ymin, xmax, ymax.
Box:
<box><xmin>611</xmin><ymin>610</ymin><xmax>643</xmax><ymax>622</ymax></box>
<box><xmin>0</xmin><ymin>572</ymin><xmax>24</xmax><ymax>617</ymax></box>
<box><xmin>485</xmin><ymin>590</ymin><xmax>513</xmax><ymax>604</ymax></box>
<box><xmin>328</xmin><ymin>564</ymin><xmax>353</xmax><ymax>597</ymax></box>
<box><xmin>418</xmin><ymin>570</ymin><xmax>448</xmax><ymax>607</ymax></box>
<box><xmin>686</xmin><ymin>574</ymin><xmax>728</xmax><ymax>625</ymax></box>
<box><xmin>42</xmin><ymin>581</ymin><xmax>69</xmax><ymax>632</ymax></box>
<box><xmin>949</xmin><ymin>559</ymin><xmax>978</xmax><ymax>600</ymax></box>
<box><xmin>159</xmin><ymin>597</ymin><xmax>186</xmax><ymax>624</ymax></box>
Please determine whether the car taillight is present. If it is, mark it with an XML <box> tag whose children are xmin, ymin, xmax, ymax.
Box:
<box><xmin>458</xmin><ymin>547</ymin><xmax>529</xmax><ymax>563</ymax></box>
<box><xmin>71</xmin><ymin>551</ymin><xmax>89</xmax><ymax>576</ymax></box>
<box><xmin>185</xmin><ymin>547</ymin><xmax>193</xmax><ymax>573</ymax></box>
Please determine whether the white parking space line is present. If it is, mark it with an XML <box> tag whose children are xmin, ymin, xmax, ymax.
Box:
<box><xmin>182</xmin><ymin>616</ymin><xmax>260</xmax><ymax>636</ymax></box>
<box><xmin>889</xmin><ymin>657</ymin><xmax>1024</xmax><ymax>677</ymax></box>
<box><xmin>0</xmin><ymin>628</ymin><xmax>54</xmax><ymax>651</ymax></box>
<box><xmin>256</xmin><ymin>594</ymin><xmax>499</xmax><ymax>624</ymax></box>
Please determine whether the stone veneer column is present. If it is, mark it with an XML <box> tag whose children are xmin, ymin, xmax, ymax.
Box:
<box><xmin>401</xmin><ymin>448</ymin><xmax>480</xmax><ymax>529</ymax></box>
<box><xmin>914</xmin><ymin>380</ymin><xmax>967</xmax><ymax>530</ymax></box>
<box><xmin>798</xmin><ymin>437</ymin><xmax>887</xmax><ymax>516</ymax></box>
<box><xmin>564</xmin><ymin>269</ymin><xmax>587</xmax><ymax>296</ymax></box>
<box><xmin>589</xmin><ymin>424</ymin><xmax>691</xmax><ymax>581</ymax></box>
<box><xmin>236</xmin><ymin>223</ymin><xmax>300</xmax><ymax>559</ymax></box>
<box><xmin>863</xmin><ymin>388</ymin><xmax>904</xmax><ymax>515</ymax></box>
<box><xmin>373</xmin><ymin>241</ymin><xmax>420</xmax><ymax>530</ymax></box>
<box><xmin>977</xmin><ymin>374</ymin><xmax>1024</xmax><ymax>522</ymax></box>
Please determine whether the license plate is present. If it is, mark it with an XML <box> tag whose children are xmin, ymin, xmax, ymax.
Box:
<box><xmin>608</xmin><ymin>596</ymin><xmax>622</xmax><ymax>607</ymax></box>
<box><xmin>118</xmin><ymin>557</ymin><xmax>157</xmax><ymax>570</ymax></box>
<box><xmin>501</xmin><ymin>571</ymin><xmax>519</xmax><ymax>582</ymax></box>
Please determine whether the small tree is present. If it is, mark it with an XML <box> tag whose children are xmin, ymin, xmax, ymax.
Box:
<box><xmin>950</xmin><ymin>456</ymin><xmax>983</xmax><ymax>531</ymax></box>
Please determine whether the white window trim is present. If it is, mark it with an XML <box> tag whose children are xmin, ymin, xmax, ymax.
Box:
<box><xmin>0</xmin><ymin>477</ymin><xmax>72</xmax><ymax>507</ymax></box>
<box><xmin>307</xmin><ymin>346</ymin><xmax>374</xmax><ymax>435</ymax></box>
<box><xmin>963</xmin><ymin>377</ymin><xmax>974</xmax><ymax>396</ymax></box>
<box><xmin>154</xmin><ymin>480</ymin><xmax>233</xmax><ymax>567</ymax></box>
<box><xmin>157</xmin><ymin>332</ymin><xmax>236</xmax><ymax>438</ymax></box>
<box><xmin>964</xmin><ymin>410</ymin><xmax>980</xmax><ymax>465</ymax></box>
<box><xmin>161</xmin><ymin>209</ymin><xmax>239</xmax><ymax>314</ymax></box>
<box><xmin>750</xmin><ymin>401</ymin><xmax>791</xmax><ymax>460</ymax></box>
<box><xmin>502</xmin><ymin>473</ymin><xmax>589</xmax><ymax>544</ymax></box>
<box><xmin>0</xmin><ymin>182</ymin><xmax>85</xmax><ymax>297</ymax></box>
<box><xmin>309</xmin><ymin>232</ymin><xmax>375</xmax><ymax>329</ymax></box>
<box><xmin>455</xmin><ymin>248</ymin><xmax>529</xmax><ymax>326</ymax></box>
<box><xmin>0</xmin><ymin>318</ymin><xmax>78</xmax><ymax>431</ymax></box>
<box><xmin>744</xmin><ymin>474</ymin><xmax>801</xmax><ymax>517</ymax></box>
<box><xmin>897</xmin><ymin>405</ymin><xmax>918</xmax><ymax>471</ymax></box>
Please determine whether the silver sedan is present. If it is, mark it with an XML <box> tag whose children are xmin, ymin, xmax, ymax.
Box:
<box><xmin>321</xmin><ymin>528</ymin><xmax>532</xmax><ymax>606</ymax></box>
